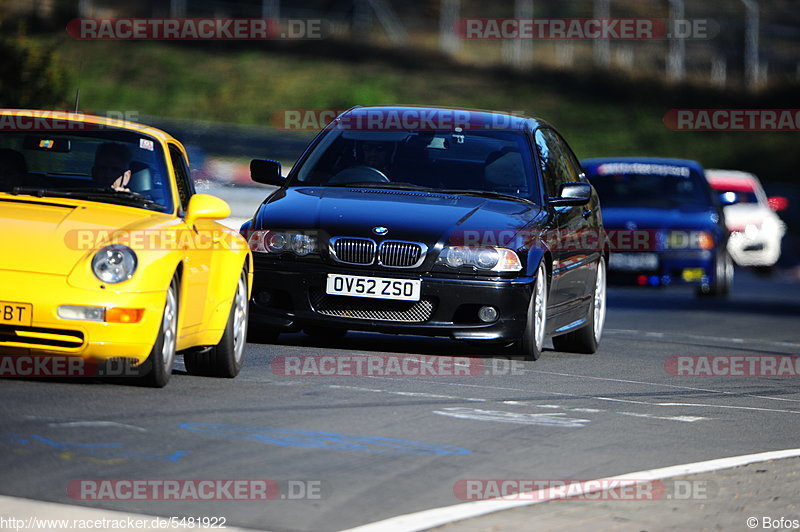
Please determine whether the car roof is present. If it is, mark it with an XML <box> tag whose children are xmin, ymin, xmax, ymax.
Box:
<box><xmin>581</xmin><ymin>156</ymin><xmax>705</xmax><ymax>176</ymax></box>
<box><xmin>335</xmin><ymin>105</ymin><xmax>548</xmax><ymax>132</ymax></box>
<box><xmin>705</xmin><ymin>169</ymin><xmax>759</xmax><ymax>192</ymax></box>
<box><xmin>0</xmin><ymin>109</ymin><xmax>178</xmax><ymax>145</ymax></box>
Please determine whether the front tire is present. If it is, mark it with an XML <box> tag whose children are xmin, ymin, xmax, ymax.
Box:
<box><xmin>185</xmin><ymin>269</ymin><xmax>249</xmax><ymax>378</ymax></box>
<box><xmin>552</xmin><ymin>257</ymin><xmax>607</xmax><ymax>354</ymax></box>
<box><xmin>514</xmin><ymin>261</ymin><xmax>548</xmax><ymax>361</ymax></box>
<box><xmin>140</xmin><ymin>275</ymin><xmax>179</xmax><ymax>388</ymax></box>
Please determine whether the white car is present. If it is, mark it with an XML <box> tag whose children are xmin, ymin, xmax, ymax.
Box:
<box><xmin>706</xmin><ymin>169</ymin><xmax>787</xmax><ymax>269</ymax></box>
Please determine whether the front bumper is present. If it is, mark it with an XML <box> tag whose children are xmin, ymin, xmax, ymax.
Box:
<box><xmin>607</xmin><ymin>250</ymin><xmax>717</xmax><ymax>287</ymax></box>
<box><xmin>0</xmin><ymin>269</ymin><xmax>166</xmax><ymax>363</ymax></box>
<box><xmin>249</xmin><ymin>258</ymin><xmax>534</xmax><ymax>342</ymax></box>
<box><xmin>727</xmin><ymin>231</ymin><xmax>781</xmax><ymax>267</ymax></box>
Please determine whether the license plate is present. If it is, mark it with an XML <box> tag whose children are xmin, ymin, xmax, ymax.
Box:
<box><xmin>682</xmin><ymin>268</ymin><xmax>705</xmax><ymax>282</ymax></box>
<box><xmin>326</xmin><ymin>274</ymin><xmax>421</xmax><ymax>301</ymax></box>
<box><xmin>0</xmin><ymin>301</ymin><xmax>32</xmax><ymax>326</ymax></box>
<box><xmin>608</xmin><ymin>252</ymin><xmax>659</xmax><ymax>271</ymax></box>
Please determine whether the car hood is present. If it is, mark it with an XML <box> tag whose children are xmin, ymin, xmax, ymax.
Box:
<box><xmin>253</xmin><ymin>187</ymin><xmax>544</xmax><ymax>246</ymax></box>
<box><xmin>722</xmin><ymin>203</ymin><xmax>781</xmax><ymax>231</ymax></box>
<box><xmin>600</xmin><ymin>204</ymin><xmax>720</xmax><ymax>231</ymax></box>
<box><xmin>0</xmin><ymin>195</ymin><xmax>174</xmax><ymax>275</ymax></box>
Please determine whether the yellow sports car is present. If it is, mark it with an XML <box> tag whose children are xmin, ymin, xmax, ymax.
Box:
<box><xmin>0</xmin><ymin>110</ymin><xmax>252</xmax><ymax>387</ymax></box>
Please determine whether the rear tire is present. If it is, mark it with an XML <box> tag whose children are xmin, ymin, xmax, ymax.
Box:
<box><xmin>696</xmin><ymin>250</ymin><xmax>732</xmax><ymax>298</ymax></box>
<box><xmin>552</xmin><ymin>258</ymin><xmax>606</xmax><ymax>354</ymax></box>
<box><xmin>513</xmin><ymin>261</ymin><xmax>548</xmax><ymax>361</ymax></box>
<box><xmin>140</xmin><ymin>275</ymin><xmax>179</xmax><ymax>388</ymax></box>
<box><xmin>185</xmin><ymin>269</ymin><xmax>249</xmax><ymax>378</ymax></box>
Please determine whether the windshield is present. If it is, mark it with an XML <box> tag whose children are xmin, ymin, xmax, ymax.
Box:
<box><xmin>715</xmin><ymin>188</ymin><xmax>758</xmax><ymax>205</ymax></box>
<box><xmin>587</xmin><ymin>171</ymin><xmax>713</xmax><ymax>208</ymax></box>
<box><xmin>293</xmin><ymin>129</ymin><xmax>538</xmax><ymax>202</ymax></box>
<box><xmin>0</xmin><ymin>128</ymin><xmax>173</xmax><ymax>213</ymax></box>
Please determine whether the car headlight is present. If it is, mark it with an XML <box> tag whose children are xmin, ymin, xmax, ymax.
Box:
<box><xmin>91</xmin><ymin>244</ymin><xmax>137</xmax><ymax>284</ymax></box>
<box><xmin>291</xmin><ymin>233</ymin><xmax>316</xmax><ymax>256</ymax></box>
<box><xmin>248</xmin><ymin>230</ymin><xmax>318</xmax><ymax>256</ymax></box>
<box><xmin>438</xmin><ymin>246</ymin><xmax>522</xmax><ymax>272</ymax></box>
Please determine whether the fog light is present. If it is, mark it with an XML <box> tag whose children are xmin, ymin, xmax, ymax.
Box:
<box><xmin>478</xmin><ymin>306</ymin><xmax>499</xmax><ymax>323</ymax></box>
<box><xmin>58</xmin><ymin>305</ymin><xmax>105</xmax><ymax>322</ymax></box>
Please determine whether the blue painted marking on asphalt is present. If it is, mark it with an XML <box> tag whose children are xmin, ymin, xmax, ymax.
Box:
<box><xmin>179</xmin><ymin>423</ymin><xmax>471</xmax><ymax>455</ymax></box>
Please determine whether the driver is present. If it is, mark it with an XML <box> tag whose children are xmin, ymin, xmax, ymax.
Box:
<box><xmin>92</xmin><ymin>142</ymin><xmax>133</xmax><ymax>191</ymax></box>
<box><xmin>359</xmin><ymin>141</ymin><xmax>393</xmax><ymax>174</ymax></box>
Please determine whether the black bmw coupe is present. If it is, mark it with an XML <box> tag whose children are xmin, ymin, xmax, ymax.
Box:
<box><xmin>241</xmin><ymin>106</ymin><xmax>606</xmax><ymax>360</ymax></box>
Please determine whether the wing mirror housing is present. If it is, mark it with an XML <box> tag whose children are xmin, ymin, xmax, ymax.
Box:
<box><xmin>251</xmin><ymin>159</ymin><xmax>284</xmax><ymax>186</ymax></box>
<box><xmin>185</xmin><ymin>194</ymin><xmax>231</xmax><ymax>228</ymax></box>
<box><xmin>548</xmin><ymin>182</ymin><xmax>592</xmax><ymax>207</ymax></box>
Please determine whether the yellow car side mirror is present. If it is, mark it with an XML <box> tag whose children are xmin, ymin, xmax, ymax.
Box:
<box><xmin>185</xmin><ymin>194</ymin><xmax>231</xmax><ymax>228</ymax></box>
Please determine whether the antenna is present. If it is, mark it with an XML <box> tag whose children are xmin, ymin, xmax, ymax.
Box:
<box><xmin>73</xmin><ymin>59</ymin><xmax>84</xmax><ymax>113</ymax></box>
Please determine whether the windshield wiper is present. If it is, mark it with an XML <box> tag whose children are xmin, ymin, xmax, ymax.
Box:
<box><xmin>10</xmin><ymin>187</ymin><xmax>163</xmax><ymax>210</ymax></box>
<box><xmin>437</xmin><ymin>188</ymin><xmax>533</xmax><ymax>204</ymax></box>
<box><xmin>328</xmin><ymin>182</ymin><xmax>428</xmax><ymax>190</ymax></box>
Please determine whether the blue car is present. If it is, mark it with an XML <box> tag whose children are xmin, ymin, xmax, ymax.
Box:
<box><xmin>583</xmin><ymin>157</ymin><xmax>732</xmax><ymax>297</ymax></box>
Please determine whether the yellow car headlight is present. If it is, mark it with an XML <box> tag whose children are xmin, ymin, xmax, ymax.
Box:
<box><xmin>91</xmin><ymin>244</ymin><xmax>137</xmax><ymax>284</ymax></box>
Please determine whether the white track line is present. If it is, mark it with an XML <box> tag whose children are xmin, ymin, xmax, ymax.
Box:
<box><xmin>340</xmin><ymin>448</ymin><xmax>800</xmax><ymax>532</ymax></box>
<box><xmin>605</xmin><ymin>328</ymin><xmax>800</xmax><ymax>350</ymax></box>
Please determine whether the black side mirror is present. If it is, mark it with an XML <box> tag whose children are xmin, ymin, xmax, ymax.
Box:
<box><xmin>548</xmin><ymin>182</ymin><xmax>592</xmax><ymax>206</ymax></box>
<box><xmin>250</xmin><ymin>159</ymin><xmax>284</xmax><ymax>186</ymax></box>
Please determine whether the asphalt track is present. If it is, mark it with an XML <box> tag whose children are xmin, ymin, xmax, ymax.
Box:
<box><xmin>1</xmin><ymin>269</ymin><xmax>799</xmax><ymax>532</ymax></box>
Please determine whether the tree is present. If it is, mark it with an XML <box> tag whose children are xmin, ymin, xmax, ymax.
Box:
<box><xmin>0</xmin><ymin>35</ymin><xmax>69</xmax><ymax>109</ymax></box>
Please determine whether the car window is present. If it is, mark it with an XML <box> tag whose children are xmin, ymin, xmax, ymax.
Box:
<box><xmin>168</xmin><ymin>144</ymin><xmax>194</xmax><ymax>212</ymax></box>
<box><xmin>717</xmin><ymin>189</ymin><xmax>758</xmax><ymax>204</ymax></box>
<box><xmin>293</xmin><ymin>129</ymin><xmax>538</xmax><ymax>202</ymax></box>
<box><xmin>534</xmin><ymin>128</ymin><xmax>564</xmax><ymax>198</ymax></box>
<box><xmin>550</xmin><ymin>131</ymin><xmax>586</xmax><ymax>184</ymax></box>
<box><xmin>586</xmin><ymin>164</ymin><xmax>714</xmax><ymax>208</ymax></box>
<box><xmin>0</xmin><ymin>129</ymin><xmax>173</xmax><ymax>213</ymax></box>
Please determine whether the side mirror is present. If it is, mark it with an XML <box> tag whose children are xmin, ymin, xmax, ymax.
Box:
<box><xmin>768</xmin><ymin>196</ymin><xmax>788</xmax><ymax>211</ymax></box>
<box><xmin>185</xmin><ymin>194</ymin><xmax>231</xmax><ymax>228</ymax></box>
<box><xmin>549</xmin><ymin>182</ymin><xmax>592</xmax><ymax>207</ymax></box>
<box><xmin>251</xmin><ymin>159</ymin><xmax>284</xmax><ymax>186</ymax></box>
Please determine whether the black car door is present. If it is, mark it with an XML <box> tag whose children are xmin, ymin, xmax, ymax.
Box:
<box><xmin>534</xmin><ymin>128</ymin><xmax>594</xmax><ymax>315</ymax></box>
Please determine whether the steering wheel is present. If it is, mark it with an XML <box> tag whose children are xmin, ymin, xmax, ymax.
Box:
<box><xmin>328</xmin><ymin>165</ymin><xmax>390</xmax><ymax>185</ymax></box>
